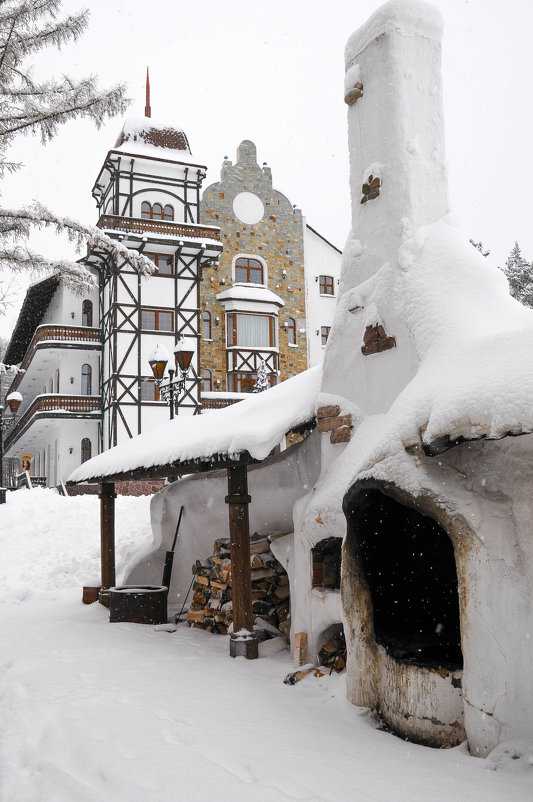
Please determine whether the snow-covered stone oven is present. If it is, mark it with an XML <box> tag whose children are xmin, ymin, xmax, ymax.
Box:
<box><xmin>290</xmin><ymin>0</ymin><xmax>533</xmax><ymax>758</ymax></box>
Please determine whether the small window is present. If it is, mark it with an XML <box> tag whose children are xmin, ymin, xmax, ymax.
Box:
<box><xmin>145</xmin><ymin>253</ymin><xmax>173</xmax><ymax>275</ymax></box>
<box><xmin>202</xmin><ymin>369</ymin><xmax>212</xmax><ymax>392</ymax></box>
<box><xmin>141</xmin><ymin>201</ymin><xmax>151</xmax><ymax>219</ymax></box>
<box><xmin>163</xmin><ymin>204</ymin><xmax>174</xmax><ymax>221</ymax></box>
<box><xmin>152</xmin><ymin>203</ymin><xmax>163</xmax><ymax>220</ymax></box>
<box><xmin>82</xmin><ymin>300</ymin><xmax>93</xmax><ymax>326</ymax></box>
<box><xmin>321</xmin><ymin>326</ymin><xmax>331</xmax><ymax>347</ymax></box>
<box><xmin>141</xmin><ymin>308</ymin><xmax>174</xmax><ymax>332</ymax></box>
<box><xmin>319</xmin><ymin>275</ymin><xmax>335</xmax><ymax>296</ymax></box>
<box><xmin>287</xmin><ymin>317</ymin><xmax>297</xmax><ymax>346</ymax></box>
<box><xmin>202</xmin><ymin>311</ymin><xmax>212</xmax><ymax>340</ymax></box>
<box><xmin>81</xmin><ymin>438</ymin><xmax>91</xmax><ymax>464</ymax></box>
<box><xmin>140</xmin><ymin>378</ymin><xmax>160</xmax><ymax>402</ymax></box>
<box><xmin>234</xmin><ymin>257</ymin><xmax>264</xmax><ymax>285</ymax></box>
<box><xmin>81</xmin><ymin>364</ymin><xmax>92</xmax><ymax>395</ymax></box>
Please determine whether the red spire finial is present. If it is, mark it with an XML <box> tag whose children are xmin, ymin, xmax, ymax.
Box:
<box><xmin>145</xmin><ymin>67</ymin><xmax>151</xmax><ymax>118</ymax></box>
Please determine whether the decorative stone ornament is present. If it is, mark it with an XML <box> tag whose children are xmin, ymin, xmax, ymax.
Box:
<box><xmin>344</xmin><ymin>81</ymin><xmax>364</xmax><ymax>106</ymax></box>
<box><xmin>360</xmin><ymin>174</ymin><xmax>381</xmax><ymax>204</ymax></box>
<box><xmin>316</xmin><ymin>405</ymin><xmax>353</xmax><ymax>444</ymax></box>
<box><xmin>361</xmin><ymin>323</ymin><xmax>396</xmax><ymax>355</ymax></box>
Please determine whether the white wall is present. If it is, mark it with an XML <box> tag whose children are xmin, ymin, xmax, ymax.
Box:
<box><xmin>303</xmin><ymin>224</ymin><xmax>342</xmax><ymax>367</ymax></box>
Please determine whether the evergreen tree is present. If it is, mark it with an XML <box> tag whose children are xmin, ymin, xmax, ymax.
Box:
<box><xmin>0</xmin><ymin>1</ymin><xmax>153</xmax><ymax>305</ymax></box>
<box><xmin>253</xmin><ymin>360</ymin><xmax>269</xmax><ymax>393</ymax></box>
<box><xmin>503</xmin><ymin>242</ymin><xmax>533</xmax><ymax>309</ymax></box>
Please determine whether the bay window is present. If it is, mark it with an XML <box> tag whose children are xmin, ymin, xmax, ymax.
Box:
<box><xmin>227</xmin><ymin>313</ymin><xmax>275</xmax><ymax>348</ymax></box>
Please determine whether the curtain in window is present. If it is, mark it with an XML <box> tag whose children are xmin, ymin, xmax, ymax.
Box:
<box><xmin>236</xmin><ymin>315</ymin><xmax>270</xmax><ymax>347</ymax></box>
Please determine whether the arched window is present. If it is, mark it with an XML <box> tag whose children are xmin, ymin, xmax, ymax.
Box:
<box><xmin>202</xmin><ymin>369</ymin><xmax>212</xmax><ymax>392</ymax></box>
<box><xmin>81</xmin><ymin>364</ymin><xmax>92</xmax><ymax>396</ymax></box>
<box><xmin>235</xmin><ymin>257</ymin><xmax>264</xmax><ymax>284</ymax></box>
<box><xmin>140</xmin><ymin>201</ymin><xmax>175</xmax><ymax>221</ymax></box>
<box><xmin>202</xmin><ymin>311</ymin><xmax>212</xmax><ymax>340</ymax></box>
<box><xmin>287</xmin><ymin>317</ymin><xmax>297</xmax><ymax>346</ymax></box>
<box><xmin>82</xmin><ymin>300</ymin><xmax>93</xmax><ymax>327</ymax></box>
<box><xmin>81</xmin><ymin>438</ymin><xmax>91</xmax><ymax>463</ymax></box>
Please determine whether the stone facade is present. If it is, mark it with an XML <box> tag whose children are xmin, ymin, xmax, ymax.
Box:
<box><xmin>200</xmin><ymin>141</ymin><xmax>308</xmax><ymax>393</ymax></box>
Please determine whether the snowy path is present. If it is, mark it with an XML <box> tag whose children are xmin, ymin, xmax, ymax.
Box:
<box><xmin>0</xmin><ymin>490</ymin><xmax>532</xmax><ymax>801</ymax></box>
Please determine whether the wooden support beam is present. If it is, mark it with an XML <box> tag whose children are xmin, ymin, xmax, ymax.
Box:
<box><xmin>225</xmin><ymin>465</ymin><xmax>258</xmax><ymax>659</ymax></box>
<box><xmin>98</xmin><ymin>481</ymin><xmax>117</xmax><ymax>608</ymax></box>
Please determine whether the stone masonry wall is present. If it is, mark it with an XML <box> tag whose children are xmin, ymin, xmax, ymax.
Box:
<box><xmin>200</xmin><ymin>141</ymin><xmax>308</xmax><ymax>390</ymax></box>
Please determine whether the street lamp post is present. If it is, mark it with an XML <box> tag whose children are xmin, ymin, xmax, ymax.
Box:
<box><xmin>0</xmin><ymin>391</ymin><xmax>23</xmax><ymax>504</ymax></box>
<box><xmin>148</xmin><ymin>339</ymin><xmax>195</xmax><ymax>420</ymax></box>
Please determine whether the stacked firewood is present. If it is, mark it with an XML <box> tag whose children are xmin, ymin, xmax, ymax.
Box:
<box><xmin>318</xmin><ymin>630</ymin><xmax>346</xmax><ymax>673</ymax></box>
<box><xmin>187</xmin><ymin>533</ymin><xmax>290</xmax><ymax>639</ymax></box>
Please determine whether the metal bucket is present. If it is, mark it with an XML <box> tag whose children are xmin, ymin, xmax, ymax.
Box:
<box><xmin>109</xmin><ymin>585</ymin><xmax>168</xmax><ymax>625</ymax></box>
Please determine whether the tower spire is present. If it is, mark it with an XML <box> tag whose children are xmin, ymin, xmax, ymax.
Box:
<box><xmin>145</xmin><ymin>67</ymin><xmax>151</xmax><ymax>118</ymax></box>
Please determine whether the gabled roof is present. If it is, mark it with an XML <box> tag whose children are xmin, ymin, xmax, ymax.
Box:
<box><xmin>4</xmin><ymin>276</ymin><xmax>59</xmax><ymax>364</ymax></box>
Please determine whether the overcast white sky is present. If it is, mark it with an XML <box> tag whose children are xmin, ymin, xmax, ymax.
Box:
<box><xmin>1</xmin><ymin>0</ymin><xmax>532</xmax><ymax>340</ymax></box>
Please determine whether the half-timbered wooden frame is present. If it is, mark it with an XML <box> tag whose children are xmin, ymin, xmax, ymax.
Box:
<box><xmin>87</xmin><ymin>134</ymin><xmax>222</xmax><ymax>450</ymax></box>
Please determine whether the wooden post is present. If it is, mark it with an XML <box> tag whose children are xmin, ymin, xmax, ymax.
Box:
<box><xmin>225</xmin><ymin>465</ymin><xmax>258</xmax><ymax>659</ymax></box>
<box><xmin>98</xmin><ymin>481</ymin><xmax>116</xmax><ymax>608</ymax></box>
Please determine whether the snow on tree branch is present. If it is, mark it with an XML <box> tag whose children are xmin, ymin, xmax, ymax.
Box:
<box><xmin>0</xmin><ymin>203</ymin><xmax>155</xmax><ymax>292</ymax></box>
<box><xmin>0</xmin><ymin>2</ymin><xmax>151</xmax><ymax>304</ymax></box>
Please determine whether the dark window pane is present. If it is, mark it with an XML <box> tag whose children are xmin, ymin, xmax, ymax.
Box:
<box><xmin>141</xmin><ymin>201</ymin><xmax>151</xmax><ymax>219</ymax></box>
<box><xmin>81</xmin><ymin>438</ymin><xmax>91</xmax><ymax>463</ymax></box>
<box><xmin>82</xmin><ymin>300</ymin><xmax>93</xmax><ymax>327</ymax></box>
<box><xmin>141</xmin><ymin>310</ymin><xmax>156</xmax><ymax>330</ymax></box>
<box><xmin>81</xmin><ymin>364</ymin><xmax>92</xmax><ymax>395</ymax></box>
<box><xmin>158</xmin><ymin>311</ymin><xmax>173</xmax><ymax>331</ymax></box>
<box><xmin>157</xmin><ymin>255</ymin><xmax>173</xmax><ymax>275</ymax></box>
<box><xmin>140</xmin><ymin>379</ymin><xmax>156</xmax><ymax>401</ymax></box>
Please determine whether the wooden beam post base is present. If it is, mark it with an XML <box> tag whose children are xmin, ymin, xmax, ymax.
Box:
<box><xmin>99</xmin><ymin>481</ymin><xmax>117</xmax><ymax>608</ymax></box>
<box><xmin>225</xmin><ymin>465</ymin><xmax>257</xmax><ymax>660</ymax></box>
<box><xmin>230</xmin><ymin>632</ymin><xmax>259</xmax><ymax>659</ymax></box>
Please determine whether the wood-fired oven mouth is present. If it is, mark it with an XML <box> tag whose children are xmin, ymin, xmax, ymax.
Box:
<box><xmin>343</xmin><ymin>481</ymin><xmax>463</xmax><ymax>672</ymax></box>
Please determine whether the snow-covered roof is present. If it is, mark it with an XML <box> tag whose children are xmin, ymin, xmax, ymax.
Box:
<box><xmin>68</xmin><ymin>367</ymin><xmax>321</xmax><ymax>483</ymax></box>
<box><xmin>216</xmin><ymin>285</ymin><xmax>285</xmax><ymax>306</ymax></box>
<box><xmin>112</xmin><ymin>116</ymin><xmax>205</xmax><ymax>166</ymax></box>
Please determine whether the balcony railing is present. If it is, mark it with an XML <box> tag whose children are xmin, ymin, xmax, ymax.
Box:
<box><xmin>201</xmin><ymin>395</ymin><xmax>244</xmax><ymax>411</ymax></box>
<box><xmin>97</xmin><ymin>215</ymin><xmax>221</xmax><ymax>241</ymax></box>
<box><xmin>5</xmin><ymin>394</ymin><xmax>100</xmax><ymax>451</ymax></box>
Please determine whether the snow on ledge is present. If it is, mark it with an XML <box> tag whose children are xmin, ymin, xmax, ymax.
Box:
<box><xmin>69</xmin><ymin>367</ymin><xmax>321</xmax><ymax>483</ymax></box>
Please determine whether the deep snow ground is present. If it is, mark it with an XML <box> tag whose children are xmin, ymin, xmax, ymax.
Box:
<box><xmin>1</xmin><ymin>489</ymin><xmax>532</xmax><ymax>802</ymax></box>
